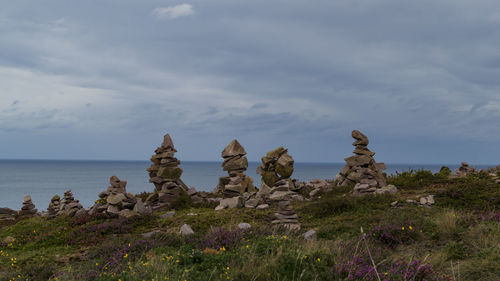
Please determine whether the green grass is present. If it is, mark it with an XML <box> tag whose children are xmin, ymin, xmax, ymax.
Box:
<box><xmin>1</xmin><ymin>170</ymin><xmax>500</xmax><ymax>280</ymax></box>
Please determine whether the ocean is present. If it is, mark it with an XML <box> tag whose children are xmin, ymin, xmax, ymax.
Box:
<box><xmin>0</xmin><ymin>160</ymin><xmax>492</xmax><ymax>210</ymax></box>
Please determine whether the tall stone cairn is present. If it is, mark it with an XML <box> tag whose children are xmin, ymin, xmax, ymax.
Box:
<box><xmin>455</xmin><ymin>162</ymin><xmax>475</xmax><ymax>177</ymax></box>
<box><xmin>334</xmin><ymin>130</ymin><xmax>388</xmax><ymax>195</ymax></box>
<box><xmin>57</xmin><ymin>190</ymin><xmax>84</xmax><ymax>217</ymax></box>
<box><xmin>256</xmin><ymin>147</ymin><xmax>297</xmax><ymax>194</ymax></box>
<box><xmin>47</xmin><ymin>195</ymin><xmax>61</xmax><ymax>217</ymax></box>
<box><xmin>215</xmin><ymin>139</ymin><xmax>257</xmax><ymax>198</ymax></box>
<box><xmin>19</xmin><ymin>195</ymin><xmax>37</xmax><ymax>218</ymax></box>
<box><xmin>146</xmin><ymin>133</ymin><xmax>189</xmax><ymax>204</ymax></box>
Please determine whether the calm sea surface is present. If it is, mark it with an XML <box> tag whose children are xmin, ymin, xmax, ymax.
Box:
<box><xmin>0</xmin><ymin>160</ymin><xmax>492</xmax><ymax>209</ymax></box>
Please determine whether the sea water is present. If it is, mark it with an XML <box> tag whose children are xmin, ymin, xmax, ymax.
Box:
<box><xmin>0</xmin><ymin>160</ymin><xmax>491</xmax><ymax>209</ymax></box>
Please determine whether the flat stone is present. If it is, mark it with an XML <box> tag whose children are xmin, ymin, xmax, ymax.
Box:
<box><xmin>142</xmin><ymin>230</ymin><xmax>163</xmax><ymax>238</ymax></box>
<box><xmin>345</xmin><ymin>155</ymin><xmax>373</xmax><ymax>167</ymax></box>
<box><xmin>161</xmin><ymin>210</ymin><xmax>176</xmax><ymax>218</ymax></box>
<box><xmin>269</xmin><ymin>191</ymin><xmax>296</xmax><ymax>201</ymax></box>
<box><xmin>161</xmin><ymin>133</ymin><xmax>176</xmax><ymax>150</ymax></box>
<box><xmin>107</xmin><ymin>205</ymin><xmax>120</xmax><ymax>215</ymax></box>
<box><xmin>427</xmin><ymin>195</ymin><xmax>435</xmax><ymax>204</ymax></box>
<box><xmin>256</xmin><ymin>204</ymin><xmax>269</xmax><ymax>210</ymax></box>
<box><xmin>420</xmin><ymin>197</ymin><xmax>428</xmax><ymax>205</ymax></box>
<box><xmin>180</xmin><ymin>224</ymin><xmax>194</xmax><ymax>235</ymax></box>
<box><xmin>107</xmin><ymin>193</ymin><xmax>127</xmax><ymax>205</ymax></box>
<box><xmin>374</xmin><ymin>185</ymin><xmax>398</xmax><ymax>195</ymax></box>
<box><xmin>275</xmin><ymin>213</ymin><xmax>298</xmax><ymax>220</ymax></box>
<box><xmin>238</xmin><ymin>223</ymin><xmax>251</xmax><ymax>230</ymax></box>
<box><xmin>245</xmin><ymin>198</ymin><xmax>260</xmax><ymax>208</ymax></box>
<box><xmin>214</xmin><ymin>205</ymin><xmax>226</xmax><ymax>211</ymax></box>
<box><xmin>23</xmin><ymin>195</ymin><xmax>32</xmax><ymax>202</ymax></box>
<box><xmin>187</xmin><ymin>187</ymin><xmax>197</xmax><ymax>196</ymax></box>
<box><xmin>219</xmin><ymin>196</ymin><xmax>245</xmax><ymax>209</ymax></box>
<box><xmin>118</xmin><ymin>209</ymin><xmax>139</xmax><ymax>219</ymax></box>
<box><xmin>303</xmin><ymin>230</ymin><xmax>317</xmax><ymax>241</ymax></box>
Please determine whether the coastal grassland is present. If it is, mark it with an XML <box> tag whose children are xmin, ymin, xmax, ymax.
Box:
<box><xmin>1</xmin><ymin>171</ymin><xmax>499</xmax><ymax>280</ymax></box>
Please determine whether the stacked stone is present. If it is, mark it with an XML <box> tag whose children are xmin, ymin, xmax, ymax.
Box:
<box><xmin>272</xmin><ymin>201</ymin><xmax>300</xmax><ymax>231</ymax></box>
<box><xmin>146</xmin><ymin>134</ymin><xmax>189</xmax><ymax>205</ymax></box>
<box><xmin>47</xmin><ymin>195</ymin><xmax>61</xmax><ymax>217</ymax></box>
<box><xmin>91</xmin><ymin>175</ymin><xmax>146</xmax><ymax>218</ymax></box>
<box><xmin>57</xmin><ymin>190</ymin><xmax>84</xmax><ymax>217</ymax></box>
<box><xmin>334</xmin><ymin>130</ymin><xmax>393</xmax><ymax>196</ymax></box>
<box><xmin>256</xmin><ymin>147</ymin><xmax>298</xmax><ymax>200</ymax></box>
<box><xmin>455</xmin><ymin>162</ymin><xmax>475</xmax><ymax>177</ymax></box>
<box><xmin>18</xmin><ymin>195</ymin><xmax>37</xmax><ymax>218</ymax></box>
<box><xmin>215</xmin><ymin>139</ymin><xmax>257</xmax><ymax>198</ymax></box>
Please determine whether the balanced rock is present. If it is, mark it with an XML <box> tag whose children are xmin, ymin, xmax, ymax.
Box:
<box><xmin>256</xmin><ymin>147</ymin><xmax>299</xmax><ymax>200</ymax></box>
<box><xmin>146</xmin><ymin>133</ymin><xmax>189</xmax><ymax>206</ymax></box>
<box><xmin>334</xmin><ymin>130</ymin><xmax>391</xmax><ymax>196</ymax></box>
<box><xmin>272</xmin><ymin>201</ymin><xmax>300</xmax><ymax>231</ymax></box>
<box><xmin>215</xmin><ymin>140</ymin><xmax>257</xmax><ymax>198</ymax></box>
<box><xmin>455</xmin><ymin>162</ymin><xmax>475</xmax><ymax>177</ymax></box>
<box><xmin>18</xmin><ymin>195</ymin><xmax>37</xmax><ymax>218</ymax></box>
<box><xmin>47</xmin><ymin>195</ymin><xmax>61</xmax><ymax>217</ymax></box>
<box><xmin>57</xmin><ymin>190</ymin><xmax>84</xmax><ymax>217</ymax></box>
<box><xmin>90</xmin><ymin>175</ymin><xmax>147</xmax><ymax>217</ymax></box>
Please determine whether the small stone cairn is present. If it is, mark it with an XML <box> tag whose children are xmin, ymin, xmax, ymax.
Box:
<box><xmin>256</xmin><ymin>147</ymin><xmax>299</xmax><ymax>201</ymax></box>
<box><xmin>455</xmin><ymin>162</ymin><xmax>475</xmax><ymax>177</ymax></box>
<box><xmin>272</xmin><ymin>201</ymin><xmax>300</xmax><ymax>231</ymax></box>
<box><xmin>57</xmin><ymin>190</ymin><xmax>85</xmax><ymax>217</ymax></box>
<box><xmin>47</xmin><ymin>195</ymin><xmax>61</xmax><ymax>217</ymax></box>
<box><xmin>18</xmin><ymin>195</ymin><xmax>37</xmax><ymax>218</ymax></box>
<box><xmin>334</xmin><ymin>130</ymin><xmax>396</xmax><ymax>196</ymax></box>
<box><xmin>146</xmin><ymin>134</ymin><xmax>189</xmax><ymax>207</ymax></box>
<box><xmin>91</xmin><ymin>175</ymin><xmax>146</xmax><ymax>218</ymax></box>
<box><xmin>215</xmin><ymin>139</ymin><xmax>257</xmax><ymax>198</ymax></box>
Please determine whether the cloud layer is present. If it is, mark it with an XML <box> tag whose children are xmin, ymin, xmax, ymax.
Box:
<box><xmin>152</xmin><ymin>4</ymin><xmax>194</xmax><ymax>20</ymax></box>
<box><xmin>0</xmin><ymin>1</ymin><xmax>499</xmax><ymax>164</ymax></box>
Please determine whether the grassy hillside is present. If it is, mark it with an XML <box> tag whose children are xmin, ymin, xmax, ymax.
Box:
<box><xmin>1</xmin><ymin>171</ymin><xmax>499</xmax><ymax>281</ymax></box>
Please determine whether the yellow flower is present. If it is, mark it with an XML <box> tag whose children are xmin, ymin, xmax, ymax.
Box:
<box><xmin>401</xmin><ymin>227</ymin><xmax>405</xmax><ymax>230</ymax></box>
<box><xmin>317</xmin><ymin>258</ymin><xmax>321</xmax><ymax>262</ymax></box>
<box><xmin>409</xmin><ymin>226</ymin><xmax>413</xmax><ymax>230</ymax></box>
<box><xmin>282</xmin><ymin>235</ymin><xmax>287</xmax><ymax>239</ymax></box>
<box><xmin>123</xmin><ymin>254</ymin><xmax>128</xmax><ymax>259</ymax></box>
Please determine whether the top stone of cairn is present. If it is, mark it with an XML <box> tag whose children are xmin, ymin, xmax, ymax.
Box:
<box><xmin>221</xmin><ymin>139</ymin><xmax>247</xmax><ymax>158</ymax></box>
<box><xmin>352</xmin><ymin>130</ymin><xmax>369</xmax><ymax>146</ymax></box>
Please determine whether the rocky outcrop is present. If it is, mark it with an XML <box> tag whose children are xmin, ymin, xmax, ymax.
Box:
<box><xmin>334</xmin><ymin>130</ymin><xmax>392</xmax><ymax>196</ymax></box>
<box><xmin>90</xmin><ymin>175</ymin><xmax>148</xmax><ymax>218</ymax></box>
<box><xmin>215</xmin><ymin>140</ymin><xmax>257</xmax><ymax>198</ymax></box>
<box><xmin>47</xmin><ymin>195</ymin><xmax>61</xmax><ymax>217</ymax></box>
<box><xmin>256</xmin><ymin>147</ymin><xmax>298</xmax><ymax>201</ymax></box>
<box><xmin>146</xmin><ymin>134</ymin><xmax>189</xmax><ymax>207</ymax></box>
<box><xmin>57</xmin><ymin>190</ymin><xmax>85</xmax><ymax>217</ymax></box>
<box><xmin>272</xmin><ymin>201</ymin><xmax>300</xmax><ymax>231</ymax></box>
<box><xmin>18</xmin><ymin>195</ymin><xmax>37</xmax><ymax>218</ymax></box>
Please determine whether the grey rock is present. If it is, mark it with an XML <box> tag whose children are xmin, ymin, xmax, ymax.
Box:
<box><xmin>238</xmin><ymin>223</ymin><xmax>251</xmax><ymax>230</ymax></box>
<box><xmin>245</xmin><ymin>198</ymin><xmax>260</xmax><ymax>208</ymax></box>
<box><xmin>180</xmin><ymin>224</ymin><xmax>195</xmax><ymax>235</ymax></box>
<box><xmin>256</xmin><ymin>204</ymin><xmax>269</xmax><ymax>210</ymax></box>
<box><xmin>142</xmin><ymin>230</ymin><xmax>163</xmax><ymax>238</ymax></box>
<box><xmin>107</xmin><ymin>193</ymin><xmax>127</xmax><ymax>205</ymax></box>
<box><xmin>303</xmin><ymin>230</ymin><xmax>317</xmax><ymax>241</ymax></box>
<box><xmin>161</xmin><ymin>210</ymin><xmax>176</xmax><ymax>219</ymax></box>
<box><xmin>133</xmin><ymin>198</ymin><xmax>146</xmax><ymax>214</ymax></box>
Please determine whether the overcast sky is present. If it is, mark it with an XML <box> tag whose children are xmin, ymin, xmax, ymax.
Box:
<box><xmin>1</xmin><ymin>0</ymin><xmax>500</xmax><ymax>164</ymax></box>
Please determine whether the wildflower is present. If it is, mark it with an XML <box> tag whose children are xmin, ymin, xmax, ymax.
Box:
<box><xmin>282</xmin><ymin>235</ymin><xmax>287</xmax><ymax>239</ymax></box>
<box><xmin>401</xmin><ymin>226</ymin><xmax>405</xmax><ymax>230</ymax></box>
<box><xmin>317</xmin><ymin>258</ymin><xmax>321</xmax><ymax>262</ymax></box>
<box><xmin>409</xmin><ymin>226</ymin><xmax>413</xmax><ymax>230</ymax></box>
<box><xmin>123</xmin><ymin>254</ymin><xmax>128</xmax><ymax>259</ymax></box>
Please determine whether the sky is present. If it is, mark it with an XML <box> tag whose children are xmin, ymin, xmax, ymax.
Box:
<box><xmin>1</xmin><ymin>0</ymin><xmax>500</xmax><ymax>165</ymax></box>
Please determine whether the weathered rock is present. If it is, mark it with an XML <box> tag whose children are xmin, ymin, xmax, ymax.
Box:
<box><xmin>133</xmin><ymin>198</ymin><xmax>146</xmax><ymax>214</ymax></box>
<box><xmin>238</xmin><ymin>223</ymin><xmax>251</xmax><ymax>230</ymax></box>
<box><xmin>256</xmin><ymin>204</ymin><xmax>270</xmax><ymax>210</ymax></box>
<box><xmin>180</xmin><ymin>224</ymin><xmax>195</xmax><ymax>235</ymax></box>
<box><xmin>303</xmin><ymin>230</ymin><xmax>317</xmax><ymax>241</ymax></box>
<box><xmin>161</xmin><ymin>210</ymin><xmax>176</xmax><ymax>219</ymax></box>
<box><xmin>142</xmin><ymin>230</ymin><xmax>163</xmax><ymax>238</ymax></box>
<box><xmin>118</xmin><ymin>209</ymin><xmax>139</xmax><ymax>219</ymax></box>
<box><xmin>245</xmin><ymin>198</ymin><xmax>260</xmax><ymax>208</ymax></box>
<box><xmin>216</xmin><ymin>196</ymin><xmax>245</xmax><ymax>210</ymax></box>
<box><xmin>273</xmin><ymin>201</ymin><xmax>301</xmax><ymax>231</ymax></box>
<box><xmin>107</xmin><ymin>193</ymin><xmax>127</xmax><ymax>205</ymax></box>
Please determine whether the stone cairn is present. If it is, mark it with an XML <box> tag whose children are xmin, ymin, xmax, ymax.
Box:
<box><xmin>334</xmin><ymin>130</ymin><xmax>396</xmax><ymax>196</ymax></box>
<box><xmin>47</xmin><ymin>195</ymin><xmax>61</xmax><ymax>217</ymax></box>
<box><xmin>215</xmin><ymin>139</ymin><xmax>257</xmax><ymax>198</ymax></box>
<box><xmin>272</xmin><ymin>201</ymin><xmax>300</xmax><ymax>231</ymax></box>
<box><xmin>18</xmin><ymin>195</ymin><xmax>37</xmax><ymax>218</ymax></box>
<box><xmin>90</xmin><ymin>175</ymin><xmax>146</xmax><ymax>218</ymax></box>
<box><xmin>455</xmin><ymin>162</ymin><xmax>475</xmax><ymax>177</ymax></box>
<box><xmin>256</xmin><ymin>147</ymin><xmax>300</xmax><ymax>201</ymax></box>
<box><xmin>57</xmin><ymin>190</ymin><xmax>85</xmax><ymax>217</ymax></box>
<box><xmin>146</xmin><ymin>134</ymin><xmax>189</xmax><ymax>207</ymax></box>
